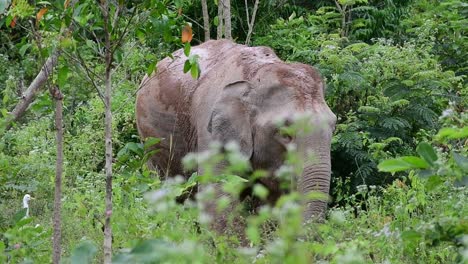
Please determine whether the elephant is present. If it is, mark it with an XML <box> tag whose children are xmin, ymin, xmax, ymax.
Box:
<box><xmin>136</xmin><ymin>39</ymin><xmax>336</xmax><ymax>235</ymax></box>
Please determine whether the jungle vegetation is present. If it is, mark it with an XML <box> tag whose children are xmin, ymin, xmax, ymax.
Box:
<box><xmin>0</xmin><ymin>0</ymin><xmax>466</xmax><ymax>263</ymax></box>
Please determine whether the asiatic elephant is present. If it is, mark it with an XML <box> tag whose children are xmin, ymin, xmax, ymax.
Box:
<box><xmin>136</xmin><ymin>40</ymin><xmax>336</xmax><ymax>233</ymax></box>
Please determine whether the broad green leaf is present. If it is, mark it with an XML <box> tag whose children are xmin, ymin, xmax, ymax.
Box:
<box><xmin>5</xmin><ymin>14</ymin><xmax>14</xmax><ymax>27</ymax></box>
<box><xmin>401</xmin><ymin>230</ymin><xmax>422</xmax><ymax>245</ymax></box>
<box><xmin>416</xmin><ymin>142</ymin><xmax>437</xmax><ymax>166</ymax></box>
<box><xmin>136</xmin><ymin>27</ymin><xmax>145</xmax><ymax>43</ymax></box>
<box><xmin>2</xmin><ymin>93</ymin><xmax>9</xmax><ymax>104</ymax></box>
<box><xmin>246</xmin><ymin>224</ymin><xmax>261</xmax><ymax>245</ymax></box>
<box><xmin>426</xmin><ymin>175</ymin><xmax>443</xmax><ymax>191</ymax></box>
<box><xmin>378</xmin><ymin>156</ymin><xmax>429</xmax><ymax>173</ymax></box>
<box><xmin>126</xmin><ymin>142</ymin><xmax>143</xmax><ymax>156</ymax></box>
<box><xmin>0</xmin><ymin>241</ymin><xmax>5</xmax><ymax>262</ymax></box>
<box><xmin>183</xmin><ymin>60</ymin><xmax>191</xmax><ymax>73</ymax></box>
<box><xmin>144</xmin><ymin>137</ymin><xmax>161</xmax><ymax>150</ymax></box>
<box><xmin>58</xmin><ymin>66</ymin><xmax>69</xmax><ymax>88</ymax></box>
<box><xmin>190</xmin><ymin>63</ymin><xmax>199</xmax><ymax>79</ymax></box>
<box><xmin>213</xmin><ymin>16</ymin><xmax>219</xmax><ymax>26</ymax></box>
<box><xmin>253</xmin><ymin>184</ymin><xmax>269</xmax><ymax>200</ymax></box>
<box><xmin>19</xmin><ymin>44</ymin><xmax>31</xmax><ymax>57</ymax></box>
<box><xmin>71</xmin><ymin>241</ymin><xmax>97</xmax><ymax>264</ymax></box>
<box><xmin>146</xmin><ymin>61</ymin><xmax>156</xmax><ymax>76</ymax></box>
<box><xmin>183</xmin><ymin>42</ymin><xmax>191</xmax><ymax>57</ymax></box>
<box><xmin>436</xmin><ymin>127</ymin><xmax>468</xmax><ymax>140</ymax></box>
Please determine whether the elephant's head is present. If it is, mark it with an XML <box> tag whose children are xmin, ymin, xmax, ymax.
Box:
<box><xmin>207</xmin><ymin>63</ymin><xmax>336</xmax><ymax>221</ymax></box>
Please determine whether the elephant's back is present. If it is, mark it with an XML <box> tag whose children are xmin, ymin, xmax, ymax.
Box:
<box><xmin>135</xmin><ymin>40</ymin><xmax>284</xmax><ymax>175</ymax></box>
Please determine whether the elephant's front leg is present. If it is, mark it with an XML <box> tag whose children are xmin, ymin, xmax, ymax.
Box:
<box><xmin>199</xmin><ymin>183</ymin><xmax>247</xmax><ymax>245</ymax></box>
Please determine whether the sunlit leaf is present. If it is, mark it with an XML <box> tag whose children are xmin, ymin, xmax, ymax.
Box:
<box><xmin>36</xmin><ymin>7</ymin><xmax>48</xmax><ymax>25</ymax></box>
<box><xmin>190</xmin><ymin>63</ymin><xmax>199</xmax><ymax>79</ymax></box>
<box><xmin>253</xmin><ymin>184</ymin><xmax>269</xmax><ymax>200</ymax></box>
<box><xmin>146</xmin><ymin>61</ymin><xmax>157</xmax><ymax>76</ymax></box>
<box><xmin>184</xmin><ymin>42</ymin><xmax>191</xmax><ymax>57</ymax></box>
<box><xmin>436</xmin><ymin>127</ymin><xmax>468</xmax><ymax>140</ymax></box>
<box><xmin>416</xmin><ymin>142</ymin><xmax>437</xmax><ymax>166</ymax></box>
<box><xmin>181</xmin><ymin>24</ymin><xmax>192</xmax><ymax>43</ymax></box>
<box><xmin>58</xmin><ymin>66</ymin><xmax>69</xmax><ymax>88</ymax></box>
<box><xmin>144</xmin><ymin>137</ymin><xmax>161</xmax><ymax>150</ymax></box>
<box><xmin>378</xmin><ymin>156</ymin><xmax>429</xmax><ymax>173</ymax></box>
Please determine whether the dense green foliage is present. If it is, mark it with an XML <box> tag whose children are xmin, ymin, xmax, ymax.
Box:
<box><xmin>0</xmin><ymin>0</ymin><xmax>466</xmax><ymax>263</ymax></box>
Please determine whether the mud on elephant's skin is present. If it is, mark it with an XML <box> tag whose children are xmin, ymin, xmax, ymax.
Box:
<box><xmin>136</xmin><ymin>39</ymin><xmax>336</xmax><ymax>234</ymax></box>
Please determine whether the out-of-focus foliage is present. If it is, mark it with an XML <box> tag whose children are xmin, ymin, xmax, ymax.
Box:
<box><xmin>0</xmin><ymin>0</ymin><xmax>467</xmax><ymax>262</ymax></box>
<box><xmin>254</xmin><ymin>2</ymin><xmax>466</xmax><ymax>199</ymax></box>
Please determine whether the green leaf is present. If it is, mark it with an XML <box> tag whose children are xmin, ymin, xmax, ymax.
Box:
<box><xmin>71</xmin><ymin>241</ymin><xmax>97</xmax><ymax>264</ymax></box>
<box><xmin>183</xmin><ymin>60</ymin><xmax>191</xmax><ymax>73</ymax></box>
<box><xmin>246</xmin><ymin>224</ymin><xmax>260</xmax><ymax>245</ymax></box>
<box><xmin>2</xmin><ymin>93</ymin><xmax>9</xmax><ymax>105</ymax></box>
<box><xmin>401</xmin><ymin>230</ymin><xmax>422</xmax><ymax>245</ymax></box>
<box><xmin>183</xmin><ymin>42</ymin><xmax>191</xmax><ymax>57</ymax></box>
<box><xmin>213</xmin><ymin>16</ymin><xmax>219</xmax><ymax>26</ymax></box>
<box><xmin>436</xmin><ymin>127</ymin><xmax>468</xmax><ymax>140</ymax></box>
<box><xmin>19</xmin><ymin>44</ymin><xmax>31</xmax><ymax>57</ymax></box>
<box><xmin>426</xmin><ymin>175</ymin><xmax>443</xmax><ymax>191</ymax></box>
<box><xmin>190</xmin><ymin>63</ymin><xmax>199</xmax><ymax>79</ymax></box>
<box><xmin>126</xmin><ymin>142</ymin><xmax>143</xmax><ymax>156</ymax></box>
<box><xmin>416</xmin><ymin>142</ymin><xmax>437</xmax><ymax>166</ymax></box>
<box><xmin>13</xmin><ymin>208</ymin><xmax>28</xmax><ymax>224</ymax></box>
<box><xmin>146</xmin><ymin>61</ymin><xmax>156</xmax><ymax>76</ymax></box>
<box><xmin>253</xmin><ymin>184</ymin><xmax>269</xmax><ymax>200</ymax></box>
<box><xmin>5</xmin><ymin>14</ymin><xmax>13</xmax><ymax>27</ymax></box>
<box><xmin>58</xmin><ymin>66</ymin><xmax>69</xmax><ymax>88</ymax></box>
<box><xmin>0</xmin><ymin>241</ymin><xmax>5</xmax><ymax>263</ymax></box>
<box><xmin>144</xmin><ymin>137</ymin><xmax>161</xmax><ymax>150</ymax></box>
<box><xmin>136</xmin><ymin>27</ymin><xmax>146</xmax><ymax>43</ymax></box>
<box><xmin>378</xmin><ymin>156</ymin><xmax>429</xmax><ymax>173</ymax></box>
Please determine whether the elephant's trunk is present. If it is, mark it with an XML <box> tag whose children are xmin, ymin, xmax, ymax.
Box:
<box><xmin>297</xmin><ymin>135</ymin><xmax>332</xmax><ymax>222</ymax></box>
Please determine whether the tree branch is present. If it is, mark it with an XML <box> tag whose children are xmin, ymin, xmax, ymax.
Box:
<box><xmin>245</xmin><ymin>0</ymin><xmax>260</xmax><ymax>45</ymax></box>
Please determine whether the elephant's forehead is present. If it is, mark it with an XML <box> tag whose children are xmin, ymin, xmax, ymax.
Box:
<box><xmin>255</xmin><ymin>105</ymin><xmax>296</xmax><ymax>125</ymax></box>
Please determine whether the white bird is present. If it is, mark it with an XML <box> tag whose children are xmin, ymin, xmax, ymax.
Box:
<box><xmin>23</xmin><ymin>194</ymin><xmax>33</xmax><ymax>218</ymax></box>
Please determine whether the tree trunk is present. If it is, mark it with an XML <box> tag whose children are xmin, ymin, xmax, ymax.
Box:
<box><xmin>4</xmin><ymin>0</ymin><xmax>78</xmax><ymax>131</ymax></box>
<box><xmin>201</xmin><ymin>0</ymin><xmax>210</xmax><ymax>41</ymax></box>
<box><xmin>102</xmin><ymin>1</ymin><xmax>113</xmax><ymax>263</ymax></box>
<box><xmin>217</xmin><ymin>0</ymin><xmax>224</xmax><ymax>39</ymax></box>
<box><xmin>223</xmin><ymin>0</ymin><xmax>232</xmax><ymax>40</ymax></box>
<box><xmin>5</xmin><ymin>52</ymin><xmax>58</xmax><ymax>130</ymax></box>
<box><xmin>245</xmin><ymin>0</ymin><xmax>260</xmax><ymax>45</ymax></box>
<box><xmin>51</xmin><ymin>85</ymin><xmax>64</xmax><ymax>264</ymax></box>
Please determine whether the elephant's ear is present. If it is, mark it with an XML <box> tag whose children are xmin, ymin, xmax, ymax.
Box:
<box><xmin>208</xmin><ymin>81</ymin><xmax>254</xmax><ymax>158</ymax></box>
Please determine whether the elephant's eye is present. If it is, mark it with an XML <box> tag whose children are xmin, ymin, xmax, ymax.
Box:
<box><xmin>282</xmin><ymin>134</ymin><xmax>293</xmax><ymax>144</ymax></box>
<box><xmin>275</xmin><ymin>129</ymin><xmax>293</xmax><ymax>144</ymax></box>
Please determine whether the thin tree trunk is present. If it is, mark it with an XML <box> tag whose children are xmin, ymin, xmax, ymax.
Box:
<box><xmin>5</xmin><ymin>52</ymin><xmax>58</xmax><ymax>130</ymax></box>
<box><xmin>51</xmin><ymin>85</ymin><xmax>63</xmax><ymax>264</ymax></box>
<box><xmin>101</xmin><ymin>1</ymin><xmax>113</xmax><ymax>263</ymax></box>
<box><xmin>223</xmin><ymin>0</ymin><xmax>232</xmax><ymax>40</ymax></box>
<box><xmin>4</xmin><ymin>0</ymin><xmax>78</xmax><ymax>131</ymax></box>
<box><xmin>245</xmin><ymin>0</ymin><xmax>260</xmax><ymax>45</ymax></box>
<box><xmin>217</xmin><ymin>0</ymin><xmax>224</xmax><ymax>39</ymax></box>
<box><xmin>201</xmin><ymin>0</ymin><xmax>210</xmax><ymax>41</ymax></box>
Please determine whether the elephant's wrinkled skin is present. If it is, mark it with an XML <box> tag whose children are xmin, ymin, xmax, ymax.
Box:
<box><xmin>136</xmin><ymin>39</ymin><xmax>336</xmax><ymax>233</ymax></box>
